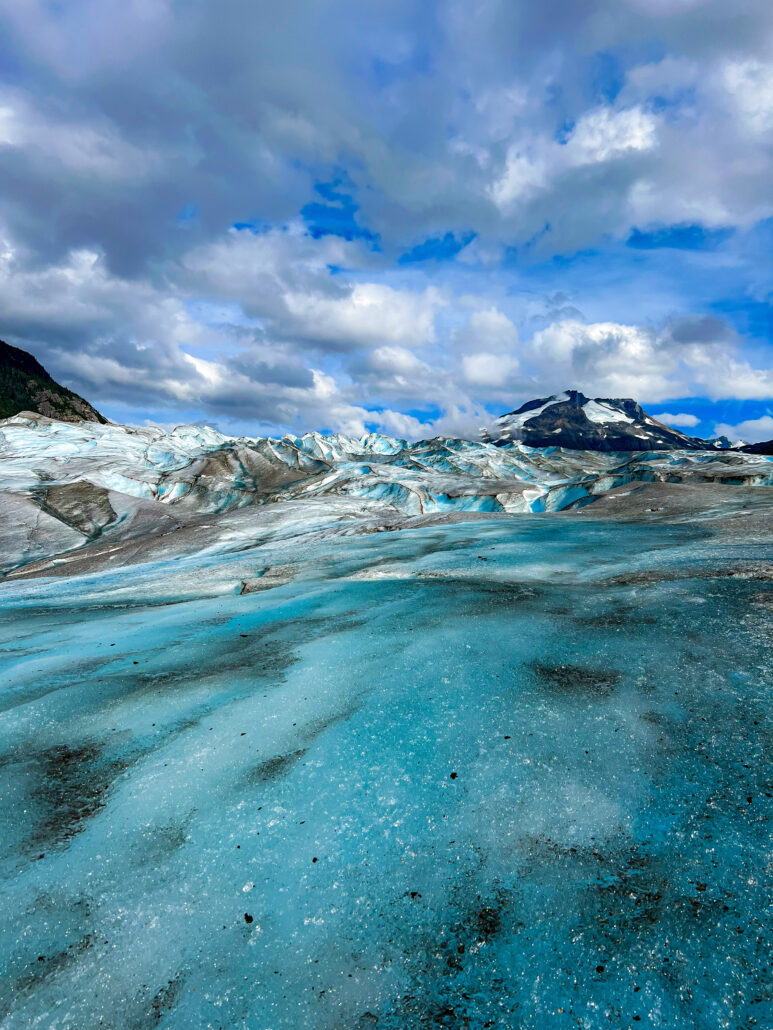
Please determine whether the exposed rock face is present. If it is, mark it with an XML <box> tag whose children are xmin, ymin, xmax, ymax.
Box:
<box><xmin>41</xmin><ymin>482</ymin><xmax>117</xmax><ymax>538</ymax></box>
<box><xmin>0</xmin><ymin>339</ymin><xmax>106</xmax><ymax>423</ymax></box>
<box><xmin>484</xmin><ymin>390</ymin><xmax>704</xmax><ymax>451</ymax></box>
<box><xmin>740</xmin><ymin>439</ymin><xmax>773</xmax><ymax>455</ymax></box>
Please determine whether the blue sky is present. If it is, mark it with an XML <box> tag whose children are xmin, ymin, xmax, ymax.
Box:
<box><xmin>0</xmin><ymin>0</ymin><xmax>771</xmax><ymax>440</ymax></box>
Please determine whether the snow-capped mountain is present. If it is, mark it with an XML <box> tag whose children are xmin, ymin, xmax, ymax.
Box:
<box><xmin>483</xmin><ymin>390</ymin><xmax>706</xmax><ymax>451</ymax></box>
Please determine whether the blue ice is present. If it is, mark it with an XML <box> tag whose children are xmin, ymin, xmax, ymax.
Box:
<box><xmin>0</xmin><ymin>518</ymin><xmax>769</xmax><ymax>1028</ymax></box>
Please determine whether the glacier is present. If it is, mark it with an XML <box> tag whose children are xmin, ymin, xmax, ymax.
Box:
<box><xmin>2</xmin><ymin>412</ymin><xmax>773</xmax><ymax>577</ymax></box>
<box><xmin>0</xmin><ymin>412</ymin><xmax>771</xmax><ymax>1028</ymax></box>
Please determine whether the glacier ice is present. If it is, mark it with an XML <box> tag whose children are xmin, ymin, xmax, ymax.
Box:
<box><xmin>0</xmin><ymin>412</ymin><xmax>771</xmax><ymax>1028</ymax></box>
<box><xmin>1</xmin><ymin>411</ymin><xmax>772</xmax><ymax>575</ymax></box>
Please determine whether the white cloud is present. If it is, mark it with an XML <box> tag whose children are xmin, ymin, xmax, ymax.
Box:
<box><xmin>682</xmin><ymin>351</ymin><xmax>773</xmax><ymax>400</ymax></box>
<box><xmin>453</xmin><ymin>307</ymin><xmax>522</xmax><ymax>391</ymax></box>
<box><xmin>626</xmin><ymin>177</ymin><xmax>734</xmax><ymax>229</ymax></box>
<box><xmin>490</xmin><ymin>104</ymin><xmax>658</xmax><ymax>212</ymax></box>
<box><xmin>367</xmin><ymin>345</ymin><xmax>428</xmax><ymax>376</ymax></box>
<box><xmin>0</xmin><ymin>88</ymin><xmax>162</xmax><ymax>180</ymax></box>
<box><xmin>489</xmin><ymin>146</ymin><xmax>549</xmax><ymax>209</ymax></box>
<box><xmin>526</xmin><ymin>318</ymin><xmax>773</xmax><ymax>403</ymax></box>
<box><xmin>714</xmin><ymin>414</ymin><xmax>773</xmax><ymax>443</ymax></box>
<box><xmin>566</xmin><ymin>106</ymin><xmax>658</xmax><ymax>164</ymax></box>
<box><xmin>2</xmin><ymin>214</ymin><xmax>771</xmax><ymax>438</ymax></box>
<box><xmin>375</xmin><ymin>409</ymin><xmax>426</xmax><ymax>438</ymax></box>
<box><xmin>462</xmin><ymin>352</ymin><xmax>520</xmax><ymax>387</ymax></box>
<box><xmin>184</xmin><ymin>225</ymin><xmax>443</xmax><ymax>351</ymax></box>
<box><xmin>0</xmin><ymin>239</ymin><xmax>204</xmax><ymax>349</ymax></box>
<box><xmin>0</xmin><ymin>0</ymin><xmax>771</xmax><ymax>278</ymax></box>
<box><xmin>282</xmin><ymin>282</ymin><xmax>442</xmax><ymax>350</ymax></box>
<box><xmin>461</xmin><ymin>308</ymin><xmax>520</xmax><ymax>350</ymax></box>
<box><xmin>425</xmin><ymin>402</ymin><xmax>491</xmax><ymax>440</ymax></box>
<box><xmin>1</xmin><ymin>209</ymin><xmax>771</xmax><ymax>438</ymax></box>
<box><xmin>183</xmin><ymin>223</ymin><xmax>362</xmax><ymax>304</ymax></box>
<box><xmin>722</xmin><ymin>59</ymin><xmax>773</xmax><ymax>135</ymax></box>
<box><xmin>0</xmin><ymin>0</ymin><xmax>772</xmax><ymax>446</ymax></box>
<box><xmin>529</xmin><ymin>320</ymin><xmax>678</xmax><ymax>400</ymax></box>
<box><xmin>650</xmin><ymin>411</ymin><xmax>700</xmax><ymax>427</ymax></box>
<box><xmin>624</xmin><ymin>55</ymin><xmax>699</xmax><ymax>100</ymax></box>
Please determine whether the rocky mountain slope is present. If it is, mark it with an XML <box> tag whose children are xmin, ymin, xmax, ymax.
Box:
<box><xmin>484</xmin><ymin>389</ymin><xmax>705</xmax><ymax>451</ymax></box>
<box><xmin>740</xmin><ymin>439</ymin><xmax>773</xmax><ymax>455</ymax></box>
<box><xmin>0</xmin><ymin>339</ymin><xmax>106</xmax><ymax>423</ymax></box>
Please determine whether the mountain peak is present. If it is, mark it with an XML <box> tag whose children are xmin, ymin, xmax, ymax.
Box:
<box><xmin>484</xmin><ymin>390</ymin><xmax>701</xmax><ymax>452</ymax></box>
<box><xmin>0</xmin><ymin>340</ymin><xmax>106</xmax><ymax>424</ymax></box>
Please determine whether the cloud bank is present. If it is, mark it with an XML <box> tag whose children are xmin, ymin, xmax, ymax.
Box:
<box><xmin>0</xmin><ymin>0</ymin><xmax>771</xmax><ymax>437</ymax></box>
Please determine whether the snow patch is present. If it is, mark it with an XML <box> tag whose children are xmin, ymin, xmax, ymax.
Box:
<box><xmin>582</xmin><ymin>400</ymin><xmax>635</xmax><ymax>425</ymax></box>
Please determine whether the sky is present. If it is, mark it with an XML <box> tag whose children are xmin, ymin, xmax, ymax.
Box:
<box><xmin>0</xmin><ymin>0</ymin><xmax>772</xmax><ymax>442</ymax></box>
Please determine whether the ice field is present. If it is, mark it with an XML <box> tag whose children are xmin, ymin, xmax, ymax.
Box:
<box><xmin>0</xmin><ymin>413</ymin><xmax>770</xmax><ymax>1027</ymax></box>
<box><xmin>0</xmin><ymin>503</ymin><xmax>771</xmax><ymax>1028</ymax></box>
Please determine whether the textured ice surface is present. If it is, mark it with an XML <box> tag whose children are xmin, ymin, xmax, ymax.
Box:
<box><xmin>0</xmin><ymin>509</ymin><xmax>770</xmax><ymax>1028</ymax></box>
<box><xmin>2</xmin><ymin>412</ymin><xmax>772</xmax><ymax>577</ymax></box>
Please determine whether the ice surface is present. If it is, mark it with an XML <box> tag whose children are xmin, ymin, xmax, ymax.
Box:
<box><xmin>0</xmin><ymin>414</ymin><xmax>771</xmax><ymax>1028</ymax></box>
<box><xmin>0</xmin><ymin>504</ymin><xmax>771</xmax><ymax>1028</ymax></box>
<box><xmin>2</xmin><ymin>413</ymin><xmax>772</xmax><ymax>575</ymax></box>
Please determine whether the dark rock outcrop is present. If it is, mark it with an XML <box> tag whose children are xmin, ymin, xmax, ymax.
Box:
<box><xmin>740</xmin><ymin>440</ymin><xmax>773</xmax><ymax>455</ymax></box>
<box><xmin>0</xmin><ymin>339</ymin><xmax>106</xmax><ymax>423</ymax></box>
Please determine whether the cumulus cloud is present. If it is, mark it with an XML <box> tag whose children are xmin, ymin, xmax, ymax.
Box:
<box><xmin>281</xmin><ymin>282</ymin><xmax>442</xmax><ymax>351</ymax></box>
<box><xmin>714</xmin><ymin>414</ymin><xmax>773</xmax><ymax>443</ymax></box>
<box><xmin>0</xmin><ymin>0</ymin><xmax>770</xmax><ymax>268</ymax></box>
<box><xmin>0</xmin><ymin>89</ymin><xmax>162</xmax><ymax>181</ymax></box>
<box><xmin>183</xmin><ymin>224</ymin><xmax>443</xmax><ymax>351</ymax></box>
<box><xmin>722</xmin><ymin>58</ymin><xmax>773</xmax><ymax>136</ymax></box>
<box><xmin>569</xmin><ymin>106</ymin><xmax>658</xmax><ymax>163</ymax></box>
<box><xmin>462</xmin><ymin>352</ymin><xmax>520</xmax><ymax>387</ymax></box>
<box><xmin>525</xmin><ymin>318</ymin><xmax>773</xmax><ymax>403</ymax></box>
<box><xmin>528</xmin><ymin>321</ymin><xmax>674</xmax><ymax>400</ymax></box>
<box><xmin>0</xmin><ymin>0</ymin><xmax>770</xmax><ymax>433</ymax></box>
<box><xmin>489</xmin><ymin>104</ymin><xmax>659</xmax><ymax>214</ymax></box>
<box><xmin>650</xmin><ymin>411</ymin><xmax>700</xmax><ymax>427</ymax></box>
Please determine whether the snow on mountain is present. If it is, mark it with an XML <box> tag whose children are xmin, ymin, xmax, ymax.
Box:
<box><xmin>484</xmin><ymin>389</ymin><xmax>703</xmax><ymax>451</ymax></box>
<box><xmin>581</xmin><ymin>399</ymin><xmax>635</xmax><ymax>425</ymax></box>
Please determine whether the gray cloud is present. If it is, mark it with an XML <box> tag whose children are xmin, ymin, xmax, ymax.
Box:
<box><xmin>667</xmin><ymin>316</ymin><xmax>735</xmax><ymax>346</ymax></box>
<box><xmin>0</xmin><ymin>0</ymin><xmax>771</xmax><ymax>433</ymax></box>
<box><xmin>2</xmin><ymin>0</ymin><xmax>773</xmax><ymax>271</ymax></box>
